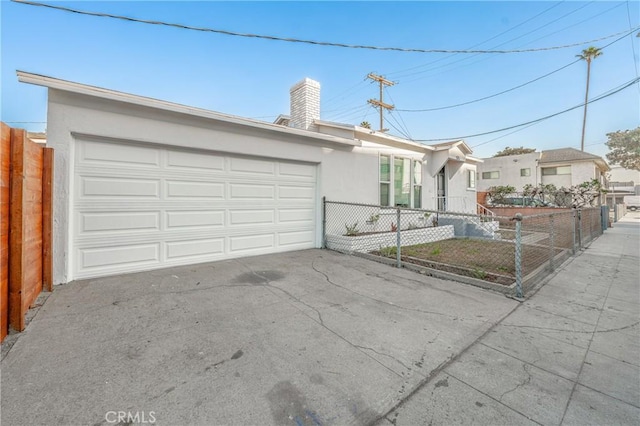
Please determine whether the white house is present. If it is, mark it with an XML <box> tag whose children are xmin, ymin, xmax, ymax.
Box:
<box><xmin>476</xmin><ymin>148</ymin><xmax>609</xmax><ymax>192</ymax></box>
<box><xmin>606</xmin><ymin>165</ymin><xmax>640</xmax><ymax>207</ymax></box>
<box><xmin>17</xmin><ymin>72</ymin><xmax>481</xmax><ymax>284</ymax></box>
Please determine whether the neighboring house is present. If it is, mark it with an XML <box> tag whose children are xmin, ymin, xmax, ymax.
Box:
<box><xmin>606</xmin><ymin>165</ymin><xmax>640</xmax><ymax>207</ymax></box>
<box><xmin>476</xmin><ymin>148</ymin><xmax>610</xmax><ymax>192</ymax></box>
<box><xmin>17</xmin><ymin>72</ymin><xmax>481</xmax><ymax>284</ymax></box>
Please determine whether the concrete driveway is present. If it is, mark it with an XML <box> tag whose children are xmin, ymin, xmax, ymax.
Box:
<box><xmin>1</xmin><ymin>249</ymin><xmax>517</xmax><ymax>425</ymax></box>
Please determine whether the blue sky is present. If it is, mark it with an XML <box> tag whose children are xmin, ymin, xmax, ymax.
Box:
<box><xmin>1</xmin><ymin>1</ymin><xmax>638</xmax><ymax>158</ymax></box>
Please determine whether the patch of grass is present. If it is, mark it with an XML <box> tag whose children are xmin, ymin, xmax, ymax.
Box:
<box><xmin>345</xmin><ymin>222</ymin><xmax>359</xmax><ymax>236</ymax></box>
<box><xmin>471</xmin><ymin>269</ymin><xmax>487</xmax><ymax>280</ymax></box>
<box><xmin>379</xmin><ymin>246</ymin><xmax>396</xmax><ymax>257</ymax></box>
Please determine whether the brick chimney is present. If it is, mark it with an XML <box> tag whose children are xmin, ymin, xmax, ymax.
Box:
<box><xmin>289</xmin><ymin>78</ymin><xmax>320</xmax><ymax>131</ymax></box>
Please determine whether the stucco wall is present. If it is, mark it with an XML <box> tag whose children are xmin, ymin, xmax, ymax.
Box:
<box><xmin>445</xmin><ymin>162</ymin><xmax>478</xmax><ymax>213</ymax></box>
<box><xmin>540</xmin><ymin>161</ymin><xmax>595</xmax><ymax>188</ymax></box>
<box><xmin>47</xmin><ymin>89</ymin><xmax>453</xmax><ymax>283</ymax></box>
<box><xmin>476</xmin><ymin>153</ymin><xmax>539</xmax><ymax>191</ymax></box>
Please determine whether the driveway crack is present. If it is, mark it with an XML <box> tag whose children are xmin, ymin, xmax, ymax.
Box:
<box><xmin>311</xmin><ymin>260</ymin><xmax>466</xmax><ymax>320</ymax></box>
<box><xmin>354</xmin><ymin>345</ymin><xmax>413</xmax><ymax>371</ymax></box>
<box><xmin>499</xmin><ymin>363</ymin><xmax>532</xmax><ymax>402</ymax></box>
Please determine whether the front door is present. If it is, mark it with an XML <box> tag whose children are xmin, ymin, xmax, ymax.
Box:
<box><xmin>437</xmin><ymin>166</ymin><xmax>446</xmax><ymax>211</ymax></box>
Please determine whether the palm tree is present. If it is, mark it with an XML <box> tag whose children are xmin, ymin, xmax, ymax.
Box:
<box><xmin>577</xmin><ymin>46</ymin><xmax>602</xmax><ymax>151</ymax></box>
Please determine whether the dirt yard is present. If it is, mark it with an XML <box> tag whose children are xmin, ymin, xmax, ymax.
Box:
<box><xmin>375</xmin><ymin>238</ymin><xmax>562</xmax><ymax>285</ymax></box>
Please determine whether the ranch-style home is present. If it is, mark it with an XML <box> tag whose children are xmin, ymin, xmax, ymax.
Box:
<box><xmin>17</xmin><ymin>71</ymin><xmax>482</xmax><ymax>284</ymax></box>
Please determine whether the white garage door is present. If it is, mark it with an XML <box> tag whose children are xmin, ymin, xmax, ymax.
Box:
<box><xmin>72</xmin><ymin>137</ymin><xmax>317</xmax><ymax>279</ymax></box>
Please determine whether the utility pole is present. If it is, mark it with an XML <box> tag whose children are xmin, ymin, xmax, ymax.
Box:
<box><xmin>367</xmin><ymin>73</ymin><xmax>394</xmax><ymax>132</ymax></box>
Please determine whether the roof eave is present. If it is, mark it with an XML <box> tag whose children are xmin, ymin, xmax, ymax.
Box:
<box><xmin>17</xmin><ymin>70</ymin><xmax>361</xmax><ymax>148</ymax></box>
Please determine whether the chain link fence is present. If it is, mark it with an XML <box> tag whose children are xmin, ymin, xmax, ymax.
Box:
<box><xmin>324</xmin><ymin>200</ymin><xmax>606</xmax><ymax>298</ymax></box>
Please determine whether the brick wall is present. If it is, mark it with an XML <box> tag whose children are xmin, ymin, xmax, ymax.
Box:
<box><xmin>487</xmin><ymin>206</ymin><xmax>571</xmax><ymax>217</ymax></box>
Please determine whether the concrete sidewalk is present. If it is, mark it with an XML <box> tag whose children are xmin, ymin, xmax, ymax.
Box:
<box><xmin>382</xmin><ymin>212</ymin><xmax>640</xmax><ymax>425</ymax></box>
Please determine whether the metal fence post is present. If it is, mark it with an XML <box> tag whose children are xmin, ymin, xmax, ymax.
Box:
<box><xmin>571</xmin><ymin>210</ymin><xmax>577</xmax><ymax>255</ymax></box>
<box><xmin>396</xmin><ymin>208</ymin><xmax>401</xmax><ymax>268</ymax></box>
<box><xmin>549</xmin><ymin>214</ymin><xmax>555</xmax><ymax>271</ymax></box>
<box><xmin>321</xmin><ymin>197</ymin><xmax>326</xmax><ymax>248</ymax></box>
<box><xmin>514</xmin><ymin>213</ymin><xmax>523</xmax><ymax>299</ymax></box>
<box><xmin>577</xmin><ymin>209</ymin><xmax>583</xmax><ymax>249</ymax></box>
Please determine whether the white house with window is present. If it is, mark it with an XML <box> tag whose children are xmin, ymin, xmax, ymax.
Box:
<box><xmin>19</xmin><ymin>72</ymin><xmax>481</xmax><ymax>283</ymax></box>
<box><xmin>476</xmin><ymin>148</ymin><xmax>609</xmax><ymax>193</ymax></box>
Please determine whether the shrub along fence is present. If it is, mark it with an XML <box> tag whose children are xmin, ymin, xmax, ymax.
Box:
<box><xmin>323</xmin><ymin>199</ymin><xmax>605</xmax><ymax>299</ymax></box>
<box><xmin>1</xmin><ymin>123</ymin><xmax>53</xmax><ymax>342</ymax></box>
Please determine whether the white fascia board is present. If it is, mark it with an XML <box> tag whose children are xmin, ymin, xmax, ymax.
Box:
<box><xmin>465</xmin><ymin>156</ymin><xmax>484</xmax><ymax>163</ymax></box>
<box><xmin>316</xmin><ymin>119</ymin><xmax>433</xmax><ymax>153</ymax></box>
<box><xmin>17</xmin><ymin>71</ymin><xmax>361</xmax><ymax>148</ymax></box>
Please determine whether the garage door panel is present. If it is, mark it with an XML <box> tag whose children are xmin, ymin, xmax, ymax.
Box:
<box><xmin>79</xmin><ymin>211</ymin><xmax>160</xmax><ymax>235</ymax></box>
<box><xmin>81</xmin><ymin>176</ymin><xmax>160</xmax><ymax>198</ymax></box>
<box><xmin>279</xmin><ymin>230</ymin><xmax>315</xmax><ymax>246</ymax></box>
<box><xmin>79</xmin><ymin>243</ymin><xmax>160</xmax><ymax>270</ymax></box>
<box><xmin>230</xmin><ymin>183</ymin><xmax>275</xmax><ymax>199</ymax></box>
<box><xmin>166</xmin><ymin>150</ymin><xmax>224</xmax><ymax>172</ymax></box>
<box><xmin>229</xmin><ymin>209</ymin><xmax>274</xmax><ymax>226</ymax></box>
<box><xmin>278</xmin><ymin>185</ymin><xmax>315</xmax><ymax>199</ymax></box>
<box><xmin>279</xmin><ymin>162</ymin><xmax>316</xmax><ymax>179</ymax></box>
<box><xmin>166</xmin><ymin>180</ymin><xmax>225</xmax><ymax>199</ymax></box>
<box><xmin>73</xmin><ymin>139</ymin><xmax>316</xmax><ymax>279</ymax></box>
<box><xmin>165</xmin><ymin>238</ymin><xmax>225</xmax><ymax>260</ymax></box>
<box><xmin>279</xmin><ymin>208</ymin><xmax>314</xmax><ymax>223</ymax></box>
<box><xmin>78</xmin><ymin>139</ymin><xmax>160</xmax><ymax>168</ymax></box>
<box><xmin>230</xmin><ymin>157</ymin><xmax>275</xmax><ymax>175</ymax></box>
<box><xmin>166</xmin><ymin>210</ymin><xmax>225</xmax><ymax>230</ymax></box>
<box><xmin>230</xmin><ymin>234</ymin><xmax>275</xmax><ymax>252</ymax></box>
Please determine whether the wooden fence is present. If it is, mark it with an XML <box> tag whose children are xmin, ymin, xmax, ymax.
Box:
<box><xmin>1</xmin><ymin>123</ymin><xmax>53</xmax><ymax>341</ymax></box>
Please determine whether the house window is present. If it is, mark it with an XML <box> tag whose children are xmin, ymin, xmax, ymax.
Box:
<box><xmin>520</xmin><ymin>168</ymin><xmax>531</xmax><ymax>177</ymax></box>
<box><xmin>467</xmin><ymin>170</ymin><xmax>476</xmax><ymax>188</ymax></box>
<box><xmin>482</xmin><ymin>171</ymin><xmax>500</xmax><ymax>179</ymax></box>
<box><xmin>379</xmin><ymin>155</ymin><xmax>422</xmax><ymax>208</ymax></box>
<box><xmin>542</xmin><ymin>166</ymin><xmax>571</xmax><ymax>176</ymax></box>
<box><xmin>414</xmin><ymin>161</ymin><xmax>422</xmax><ymax>208</ymax></box>
<box><xmin>394</xmin><ymin>158</ymin><xmax>411</xmax><ymax>207</ymax></box>
<box><xmin>380</xmin><ymin>155</ymin><xmax>390</xmax><ymax>206</ymax></box>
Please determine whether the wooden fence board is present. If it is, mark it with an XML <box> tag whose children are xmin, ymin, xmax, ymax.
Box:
<box><xmin>1</xmin><ymin>122</ymin><xmax>10</xmax><ymax>341</ymax></box>
<box><xmin>9</xmin><ymin>128</ymin><xmax>44</xmax><ymax>331</ymax></box>
<box><xmin>43</xmin><ymin>148</ymin><xmax>53</xmax><ymax>291</ymax></box>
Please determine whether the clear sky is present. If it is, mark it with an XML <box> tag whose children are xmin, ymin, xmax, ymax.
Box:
<box><xmin>1</xmin><ymin>1</ymin><xmax>639</xmax><ymax>159</ymax></box>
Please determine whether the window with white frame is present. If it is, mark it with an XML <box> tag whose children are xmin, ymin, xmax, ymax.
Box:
<box><xmin>541</xmin><ymin>165</ymin><xmax>571</xmax><ymax>176</ymax></box>
<box><xmin>379</xmin><ymin>155</ymin><xmax>422</xmax><ymax>208</ymax></box>
<box><xmin>467</xmin><ymin>169</ymin><xmax>476</xmax><ymax>188</ymax></box>
<box><xmin>520</xmin><ymin>168</ymin><xmax>531</xmax><ymax>177</ymax></box>
<box><xmin>482</xmin><ymin>171</ymin><xmax>500</xmax><ymax>179</ymax></box>
<box><xmin>413</xmin><ymin>161</ymin><xmax>422</xmax><ymax>208</ymax></box>
<box><xmin>380</xmin><ymin>155</ymin><xmax>391</xmax><ymax>206</ymax></box>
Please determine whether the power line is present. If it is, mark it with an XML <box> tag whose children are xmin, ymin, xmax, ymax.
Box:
<box><xmin>470</xmin><ymin>122</ymin><xmax>541</xmax><ymax>149</ymax></box>
<box><xmin>397</xmin><ymin>28</ymin><xmax>637</xmax><ymax>113</ymax></box>
<box><xmin>388</xmin><ymin>2</ymin><xmax>597</xmax><ymax>80</ymax></box>
<box><xmin>626</xmin><ymin>0</ymin><xmax>640</xmax><ymax>93</ymax></box>
<box><xmin>413</xmin><ymin>77</ymin><xmax>640</xmax><ymax>142</ymax></box>
<box><xmin>384</xmin><ymin>115</ymin><xmax>412</xmax><ymax>140</ymax></box>
<box><xmin>12</xmin><ymin>0</ymin><xmax>637</xmax><ymax>55</ymax></box>
<box><xmin>398</xmin><ymin>59</ymin><xmax>580</xmax><ymax>112</ymax></box>
<box><xmin>385</xmin><ymin>1</ymin><xmax>564</xmax><ymax>78</ymax></box>
<box><xmin>384</xmin><ymin>88</ymin><xmax>413</xmax><ymax>139</ymax></box>
<box><xmin>516</xmin><ymin>2</ymin><xmax>625</xmax><ymax>49</ymax></box>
